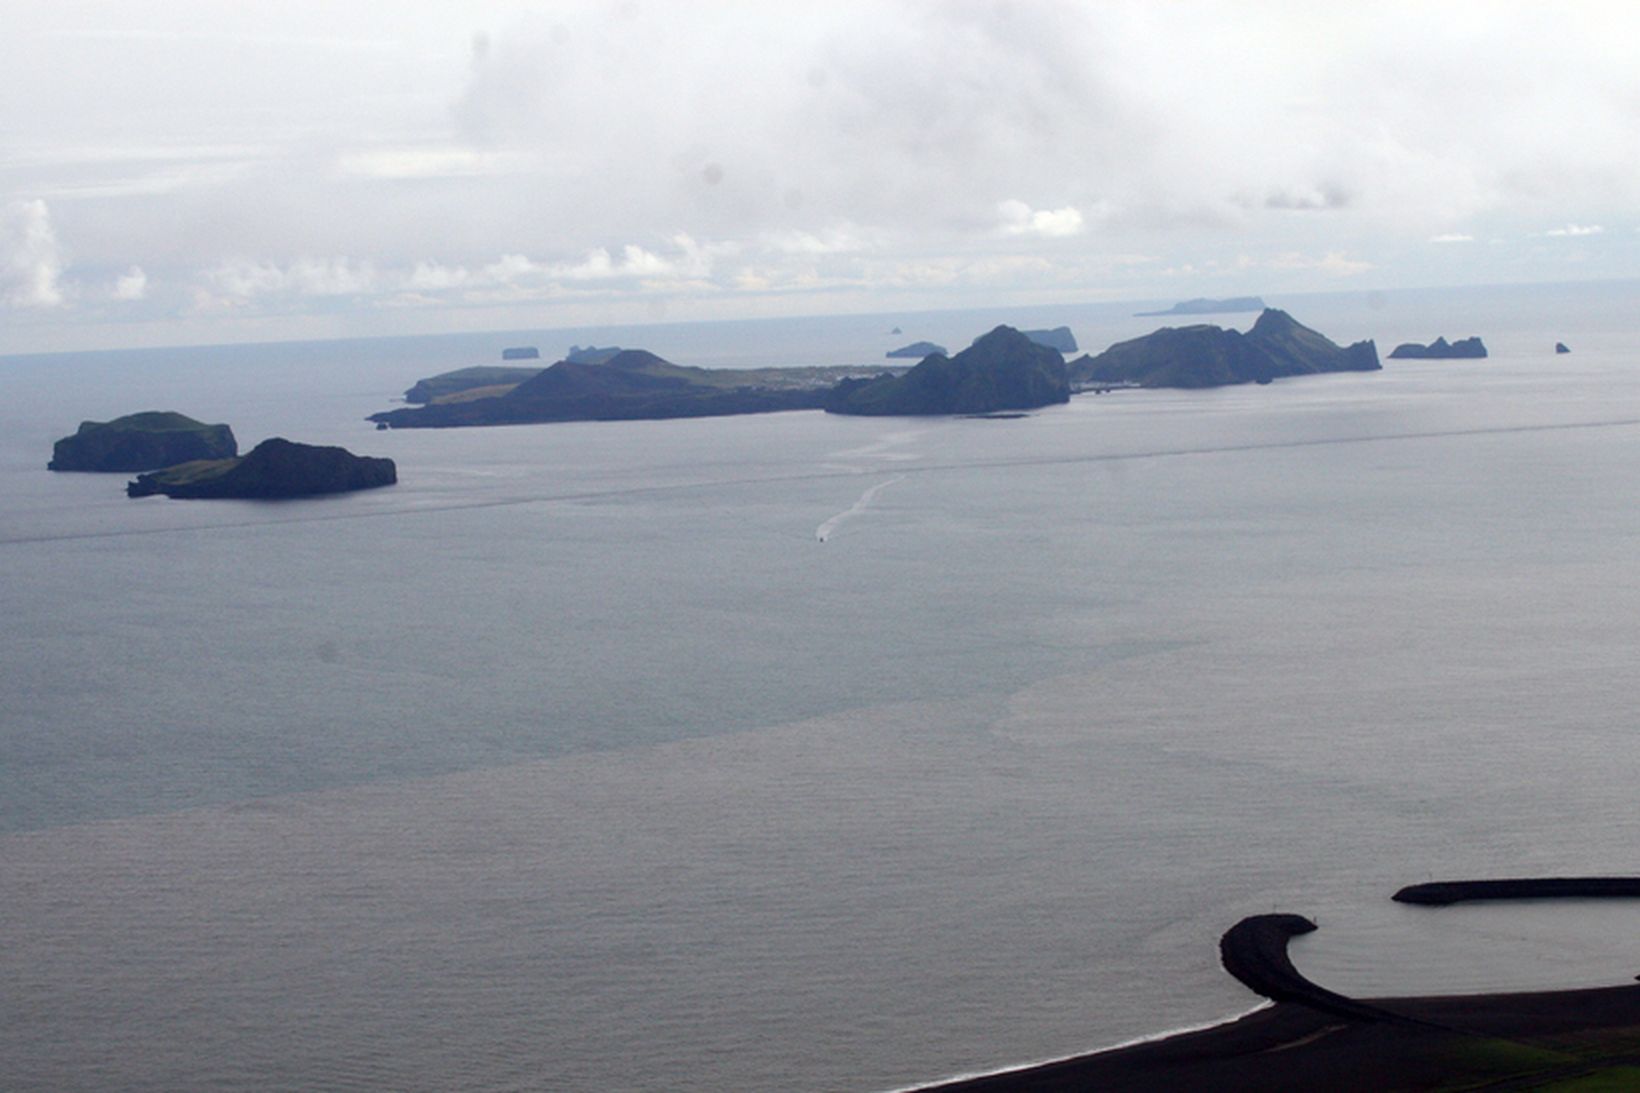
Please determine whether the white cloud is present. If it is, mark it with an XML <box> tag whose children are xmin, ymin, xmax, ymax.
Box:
<box><xmin>481</xmin><ymin>253</ymin><xmax>538</xmax><ymax>282</ymax></box>
<box><xmin>1545</xmin><ymin>223</ymin><xmax>1604</xmax><ymax>237</ymax></box>
<box><xmin>1429</xmin><ymin>233</ymin><xmax>1475</xmax><ymax>243</ymax></box>
<box><xmin>198</xmin><ymin>256</ymin><xmax>377</xmax><ymax>305</ymax></box>
<box><xmin>113</xmin><ymin>266</ymin><xmax>148</xmax><ymax>300</ymax></box>
<box><xmin>997</xmin><ymin>199</ymin><xmax>1086</xmax><ymax>239</ymax></box>
<box><xmin>335</xmin><ymin>145</ymin><xmax>531</xmax><ymax>181</ymax></box>
<box><xmin>1256</xmin><ymin>251</ymin><xmax>1374</xmax><ymax>277</ymax></box>
<box><xmin>406</xmin><ymin>260</ymin><xmax>469</xmax><ymax>290</ymax></box>
<box><xmin>1</xmin><ymin>199</ymin><xmax>66</xmax><ymax>308</ymax></box>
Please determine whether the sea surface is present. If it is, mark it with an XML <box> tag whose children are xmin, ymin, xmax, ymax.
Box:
<box><xmin>4</xmin><ymin>281</ymin><xmax>1640</xmax><ymax>1091</ymax></box>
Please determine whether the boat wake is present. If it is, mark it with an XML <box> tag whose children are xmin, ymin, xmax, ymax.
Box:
<box><xmin>816</xmin><ymin>475</ymin><xmax>905</xmax><ymax>542</ymax></box>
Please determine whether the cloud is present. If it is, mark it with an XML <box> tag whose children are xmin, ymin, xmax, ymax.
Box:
<box><xmin>1254</xmin><ymin>250</ymin><xmax>1374</xmax><ymax>277</ymax></box>
<box><xmin>1429</xmin><ymin>233</ymin><xmax>1475</xmax><ymax>243</ymax></box>
<box><xmin>1</xmin><ymin>199</ymin><xmax>66</xmax><ymax>308</ymax></box>
<box><xmin>1262</xmin><ymin>184</ymin><xmax>1353</xmax><ymax>211</ymax></box>
<box><xmin>1544</xmin><ymin>223</ymin><xmax>1603</xmax><ymax>237</ymax></box>
<box><xmin>197</xmin><ymin>256</ymin><xmax>378</xmax><ymax>307</ymax></box>
<box><xmin>113</xmin><ymin>266</ymin><xmax>148</xmax><ymax>300</ymax></box>
<box><xmin>997</xmin><ymin>200</ymin><xmax>1086</xmax><ymax>239</ymax></box>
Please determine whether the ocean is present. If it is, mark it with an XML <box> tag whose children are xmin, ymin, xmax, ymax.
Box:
<box><xmin>4</xmin><ymin>280</ymin><xmax>1640</xmax><ymax>1090</ymax></box>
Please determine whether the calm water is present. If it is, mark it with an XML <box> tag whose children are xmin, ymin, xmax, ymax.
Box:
<box><xmin>4</xmin><ymin>281</ymin><xmax>1640</xmax><ymax>1090</ymax></box>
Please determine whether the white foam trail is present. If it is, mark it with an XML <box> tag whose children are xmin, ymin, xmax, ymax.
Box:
<box><xmin>816</xmin><ymin>475</ymin><xmax>905</xmax><ymax>542</ymax></box>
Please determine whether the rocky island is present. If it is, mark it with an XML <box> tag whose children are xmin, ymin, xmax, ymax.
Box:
<box><xmin>373</xmin><ymin>351</ymin><xmax>900</xmax><ymax>428</ymax></box>
<box><xmin>829</xmin><ymin>326</ymin><xmax>1069</xmax><ymax>416</ymax></box>
<box><xmin>126</xmin><ymin>438</ymin><xmax>396</xmax><ymax>499</ymax></box>
<box><xmin>500</xmin><ymin>346</ymin><xmax>540</xmax><ymax>360</ymax></box>
<box><xmin>1135</xmin><ymin>295</ymin><xmax>1266</xmax><ymax>317</ymax></box>
<box><xmin>49</xmin><ymin>411</ymin><xmax>237</xmax><ymax>472</ymax></box>
<box><xmin>1022</xmin><ymin>326</ymin><xmax>1078</xmax><ymax>353</ymax></box>
<box><xmin>1388</xmin><ymin>336</ymin><xmax>1487</xmax><ymax>359</ymax></box>
<box><xmin>1068</xmin><ymin>309</ymin><xmax>1379</xmax><ymax>389</ymax></box>
<box><xmin>887</xmin><ymin>340</ymin><xmax>947</xmax><ymax>359</ymax></box>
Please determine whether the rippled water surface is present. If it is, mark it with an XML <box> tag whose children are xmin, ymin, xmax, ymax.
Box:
<box><xmin>4</xmin><ymin>282</ymin><xmax>1640</xmax><ymax>1090</ymax></box>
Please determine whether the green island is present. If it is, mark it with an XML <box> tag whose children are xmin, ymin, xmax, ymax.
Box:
<box><xmin>1068</xmin><ymin>308</ymin><xmax>1380</xmax><ymax>390</ymax></box>
<box><xmin>371</xmin><ymin>312</ymin><xmax>1381</xmax><ymax>429</ymax></box>
<box><xmin>49</xmin><ymin>410</ymin><xmax>237</xmax><ymax>472</ymax></box>
<box><xmin>370</xmin><ymin>350</ymin><xmax>906</xmax><ymax>428</ymax></box>
<box><xmin>126</xmin><ymin>437</ymin><xmax>396</xmax><ymax>499</ymax></box>
<box><xmin>828</xmin><ymin>325</ymin><xmax>1069</xmax><ymax>415</ymax></box>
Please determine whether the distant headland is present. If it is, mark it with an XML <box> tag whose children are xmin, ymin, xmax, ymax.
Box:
<box><xmin>887</xmin><ymin>340</ymin><xmax>947</xmax><ymax>359</ymax></box>
<box><xmin>1135</xmin><ymin>296</ymin><xmax>1266</xmax><ymax>317</ymax></box>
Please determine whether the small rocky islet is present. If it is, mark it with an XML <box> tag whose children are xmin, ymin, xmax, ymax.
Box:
<box><xmin>1387</xmin><ymin>335</ymin><xmax>1487</xmax><ymax>359</ymax></box>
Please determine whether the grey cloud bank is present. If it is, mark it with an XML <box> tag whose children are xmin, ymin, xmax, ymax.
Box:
<box><xmin>2</xmin><ymin>0</ymin><xmax>1637</xmax><ymax>352</ymax></box>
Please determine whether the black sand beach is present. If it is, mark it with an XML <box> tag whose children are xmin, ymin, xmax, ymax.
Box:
<box><xmin>918</xmin><ymin>879</ymin><xmax>1640</xmax><ymax>1092</ymax></box>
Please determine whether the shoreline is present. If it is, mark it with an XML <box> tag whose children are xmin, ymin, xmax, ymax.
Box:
<box><xmin>915</xmin><ymin>985</ymin><xmax>1640</xmax><ymax>1092</ymax></box>
<box><xmin>913</xmin><ymin>877</ymin><xmax>1640</xmax><ymax>1091</ymax></box>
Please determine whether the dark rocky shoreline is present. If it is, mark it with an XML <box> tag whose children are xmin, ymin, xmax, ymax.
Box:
<box><xmin>916</xmin><ymin>876</ymin><xmax>1640</xmax><ymax>1091</ymax></box>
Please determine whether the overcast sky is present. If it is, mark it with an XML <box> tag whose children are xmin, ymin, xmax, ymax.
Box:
<box><xmin>2</xmin><ymin>0</ymin><xmax>1636</xmax><ymax>352</ymax></box>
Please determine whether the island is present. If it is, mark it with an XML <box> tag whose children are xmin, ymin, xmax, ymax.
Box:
<box><xmin>828</xmin><ymin>326</ymin><xmax>1069</xmax><ymax>416</ymax></box>
<box><xmin>1022</xmin><ymin>327</ymin><xmax>1078</xmax><ymax>353</ymax></box>
<box><xmin>49</xmin><ymin>411</ymin><xmax>237</xmax><ymax>473</ymax></box>
<box><xmin>500</xmin><ymin>346</ymin><xmax>540</xmax><ymax>360</ymax></box>
<box><xmin>372</xmin><ymin>351</ymin><xmax>902</xmax><ymax>429</ymax></box>
<box><xmin>126</xmin><ymin>438</ymin><xmax>396</xmax><ymax>499</ymax></box>
<box><xmin>888</xmin><ymin>340</ymin><xmax>948</xmax><ymax>359</ymax></box>
<box><xmin>1066</xmin><ymin>309</ymin><xmax>1379</xmax><ymax>389</ymax></box>
<box><xmin>403</xmin><ymin>366</ymin><xmax>543</xmax><ymax>404</ymax></box>
<box><xmin>1134</xmin><ymin>296</ymin><xmax>1266</xmax><ymax>317</ymax></box>
<box><xmin>921</xmin><ymin>875</ymin><xmax>1640</xmax><ymax>1092</ymax></box>
<box><xmin>1388</xmin><ymin>336</ymin><xmax>1487</xmax><ymax>359</ymax></box>
<box><xmin>566</xmin><ymin>345</ymin><xmax>622</xmax><ymax>364</ymax></box>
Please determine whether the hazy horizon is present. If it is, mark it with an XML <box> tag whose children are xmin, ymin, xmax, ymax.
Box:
<box><xmin>3</xmin><ymin>2</ymin><xmax>1637</xmax><ymax>355</ymax></box>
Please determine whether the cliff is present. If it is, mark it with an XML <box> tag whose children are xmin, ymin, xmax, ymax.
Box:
<box><xmin>127</xmin><ymin>438</ymin><xmax>396</xmax><ymax>499</ymax></box>
<box><xmin>49</xmin><ymin>411</ymin><xmax>237</xmax><ymax>472</ymax></box>
<box><xmin>829</xmin><ymin>326</ymin><xmax>1070</xmax><ymax>416</ymax></box>
<box><xmin>1068</xmin><ymin>309</ymin><xmax>1379</xmax><ymax>389</ymax></box>
<box><xmin>1387</xmin><ymin>336</ymin><xmax>1487</xmax><ymax>359</ymax></box>
<box><xmin>1023</xmin><ymin>326</ymin><xmax>1078</xmax><ymax>353</ymax></box>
